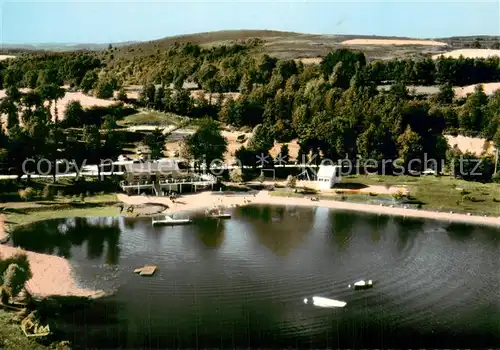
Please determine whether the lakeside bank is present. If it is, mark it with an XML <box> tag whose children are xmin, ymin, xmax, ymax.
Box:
<box><xmin>0</xmin><ymin>196</ymin><xmax>171</xmax><ymax>299</ymax></box>
<box><xmin>1</xmin><ymin>187</ymin><xmax>500</xmax><ymax>299</ymax></box>
<box><xmin>117</xmin><ymin>190</ymin><xmax>500</xmax><ymax>228</ymax></box>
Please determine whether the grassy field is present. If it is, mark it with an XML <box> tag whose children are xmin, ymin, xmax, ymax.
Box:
<box><xmin>268</xmin><ymin>174</ymin><xmax>500</xmax><ymax>217</ymax></box>
<box><xmin>341</xmin><ymin>175</ymin><xmax>500</xmax><ymax>216</ymax></box>
<box><xmin>2</xmin><ymin>194</ymin><xmax>120</xmax><ymax>231</ymax></box>
<box><xmin>117</xmin><ymin>111</ymin><xmax>187</xmax><ymax>127</ymax></box>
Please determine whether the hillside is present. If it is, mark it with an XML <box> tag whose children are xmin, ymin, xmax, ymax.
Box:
<box><xmin>5</xmin><ymin>30</ymin><xmax>500</xmax><ymax>61</ymax></box>
<box><xmin>107</xmin><ymin>30</ymin><xmax>454</xmax><ymax>61</ymax></box>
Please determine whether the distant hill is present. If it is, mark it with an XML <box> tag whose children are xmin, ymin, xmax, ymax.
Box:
<box><xmin>2</xmin><ymin>30</ymin><xmax>499</xmax><ymax>60</ymax></box>
<box><xmin>0</xmin><ymin>41</ymin><xmax>138</xmax><ymax>52</ymax></box>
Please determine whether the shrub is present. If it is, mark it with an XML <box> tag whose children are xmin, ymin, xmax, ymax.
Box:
<box><xmin>41</xmin><ymin>185</ymin><xmax>55</xmax><ymax>200</ymax></box>
<box><xmin>3</xmin><ymin>263</ymin><xmax>30</xmax><ymax>298</ymax></box>
<box><xmin>493</xmin><ymin>172</ymin><xmax>500</xmax><ymax>183</ymax></box>
<box><xmin>286</xmin><ymin>175</ymin><xmax>297</xmax><ymax>189</ymax></box>
<box><xmin>18</xmin><ymin>187</ymin><xmax>37</xmax><ymax>201</ymax></box>
<box><xmin>392</xmin><ymin>189</ymin><xmax>406</xmax><ymax>200</ymax></box>
<box><xmin>229</xmin><ymin>168</ymin><xmax>243</xmax><ymax>183</ymax></box>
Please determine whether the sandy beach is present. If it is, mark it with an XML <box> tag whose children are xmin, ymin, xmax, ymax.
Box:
<box><xmin>0</xmin><ymin>214</ymin><xmax>103</xmax><ymax>299</ymax></box>
<box><xmin>118</xmin><ymin>190</ymin><xmax>500</xmax><ymax>227</ymax></box>
<box><xmin>0</xmin><ymin>245</ymin><xmax>103</xmax><ymax>299</ymax></box>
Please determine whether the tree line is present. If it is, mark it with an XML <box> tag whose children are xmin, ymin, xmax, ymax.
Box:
<box><xmin>1</xmin><ymin>44</ymin><xmax>500</xmax><ymax>181</ymax></box>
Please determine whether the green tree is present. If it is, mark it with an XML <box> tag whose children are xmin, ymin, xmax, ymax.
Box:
<box><xmin>80</xmin><ymin>70</ymin><xmax>98</xmax><ymax>94</ymax></box>
<box><xmin>82</xmin><ymin>125</ymin><xmax>102</xmax><ymax>179</ymax></box>
<box><xmin>142</xmin><ymin>128</ymin><xmax>166</xmax><ymax>160</ymax></box>
<box><xmin>2</xmin><ymin>263</ymin><xmax>31</xmax><ymax>301</ymax></box>
<box><xmin>459</xmin><ymin>84</ymin><xmax>488</xmax><ymax>135</ymax></box>
<box><xmin>94</xmin><ymin>78</ymin><xmax>117</xmax><ymax>99</ymax></box>
<box><xmin>64</xmin><ymin>100</ymin><xmax>85</xmax><ymax>127</ymax></box>
<box><xmin>117</xmin><ymin>87</ymin><xmax>128</xmax><ymax>102</ymax></box>
<box><xmin>278</xmin><ymin>144</ymin><xmax>289</xmax><ymax>165</ymax></box>
<box><xmin>185</xmin><ymin>117</ymin><xmax>228</xmax><ymax>170</ymax></box>
<box><xmin>248</xmin><ymin>124</ymin><xmax>274</xmax><ymax>154</ymax></box>
<box><xmin>397</xmin><ymin>125</ymin><xmax>423</xmax><ymax>171</ymax></box>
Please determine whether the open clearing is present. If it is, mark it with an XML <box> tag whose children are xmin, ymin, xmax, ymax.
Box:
<box><xmin>454</xmin><ymin>82</ymin><xmax>500</xmax><ymax>98</ymax></box>
<box><xmin>432</xmin><ymin>49</ymin><xmax>500</xmax><ymax>59</ymax></box>
<box><xmin>50</xmin><ymin>92</ymin><xmax>116</xmax><ymax>120</ymax></box>
<box><xmin>294</xmin><ymin>57</ymin><xmax>322</xmax><ymax>65</ymax></box>
<box><xmin>444</xmin><ymin>135</ymin><xmax>496</xmax><ymax>156</ymax></box>
<box><xmin>0</xmin><ymin>55</ymin><xmax>16</xmax><ymax>61</ymax></box>
<box><xmin>118</xmin><ymin>111</ymin><xmax>186</xmax><ymax>127</ymax></box>
<box><xmin>342</xmin><ymin>39</ymin><xmax>448</xmax><ymax>46</ymax></box>
<box><xmin>0</xmin><ymin>89</ymin><xmax>116</xmax><ymax>122</ymax></box>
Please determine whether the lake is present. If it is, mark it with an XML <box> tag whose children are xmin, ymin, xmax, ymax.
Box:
<box><xmin>11</xmin><ymin>205</ymin><xmax>500</xmax><ymax>349</ymax></box>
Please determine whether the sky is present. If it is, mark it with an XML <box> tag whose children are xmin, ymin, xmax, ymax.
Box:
<box><xmin>0</xmin><ymin>0</ymin><xmax>499</xmax><ymax>44</ymax></box>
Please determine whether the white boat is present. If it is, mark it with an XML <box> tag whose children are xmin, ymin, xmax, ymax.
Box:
<box><xmin>303</xmin><ymin>296</ymin><xmax>346</xmax><ymax>308</ymax></box>
<box><xmin>152</xmin><ymin>215</ymin><xmax>192</xmax><ymax>226</ymax></box>
<box><xmin>348</xmin><ymin>280</ymin><xmax>374</xmax><ymax>290</ymax></box>
<box><xmin>205</xmin><ymin>208</ymin><xmax>231</xmax><ymax>219</ymax></box>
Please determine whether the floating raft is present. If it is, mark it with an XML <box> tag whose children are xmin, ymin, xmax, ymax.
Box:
<box><xmin>152</xmin><ymin>215</ymin><xmax>192</xmax><ymax>226</ymax></box>
<box><xmin>134</xmin><ymin>265</ymin><xmax>157</xmax><ymax>276</ymax></box>
<box><xmin>304</xmin><ymin>296</ymin><xmax>346</xmax><ymax>308</ymax></box>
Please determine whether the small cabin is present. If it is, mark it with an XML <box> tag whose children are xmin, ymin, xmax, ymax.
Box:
<box><xmin>316</xmin><ymin>165</ymin><xmax>341</xmax><ymax>190</ymax></box>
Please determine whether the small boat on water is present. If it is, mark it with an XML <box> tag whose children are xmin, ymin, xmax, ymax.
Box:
<box><xmin>205</xmin><ymin>208</ymin><xmax>231</xmax><ymax>219</ymax></box>
<box><xmin>349</xmin><ymin>280</ymin><xmax>374</xmax><ymax>290</ymax></box>
<box><xmin>303</xmin><ymin>296</ymin><xmax>346</xmax><ymax>308</ymax></box>
<box><xmin>152</xmin><ymin>215</ymin><xmax>192</xmax><ymax>226</ymax></box>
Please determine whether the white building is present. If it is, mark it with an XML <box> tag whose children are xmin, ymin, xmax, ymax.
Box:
<box><xmin>316</xmin><ymin>165</ymin><xmax>341</xmax><ymax>190</ymax></box>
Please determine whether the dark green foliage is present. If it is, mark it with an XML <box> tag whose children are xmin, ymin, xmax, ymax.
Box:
<box><xmin>142</xmin><ymin>128</ymin><xmax>165</xmax><ymax>159</ymax></box>
<box><xmin>0</xmin><ymin>254</ymin><xmax>32</xmax><ymax>290</ymax></box>
<box><xmin>184</xmin><ymin>117</ymin><xmax>228</xmax><ymax>169</ymax></box>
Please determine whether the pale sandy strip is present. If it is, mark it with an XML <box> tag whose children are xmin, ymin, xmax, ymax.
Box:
<box><xmin>0</xmin><ymin>245</ymin><xmax>103</xmax><ymax>298</ymax></box>
<box><xmin>117</xmin><ymin>191</ymin><xmax>500</xmax><ymax>227</ymax></box>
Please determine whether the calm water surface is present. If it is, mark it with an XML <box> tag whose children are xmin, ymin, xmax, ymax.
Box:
<box><xmin>11</xmin><ymin>205</ymin><xmax>500</xmax><ymax>349</ymax></box>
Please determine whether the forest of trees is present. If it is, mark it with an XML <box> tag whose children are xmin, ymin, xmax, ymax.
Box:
<box><xmin>0</xmin><ymin>42</ymin><xmax>499</xmax><ymax>181</ymax></box>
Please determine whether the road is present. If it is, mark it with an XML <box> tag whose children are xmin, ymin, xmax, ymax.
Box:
<box><xmin>0</xmin><ymin>164</ymin><xmax>319</xmax><ymax>180</ymax></box>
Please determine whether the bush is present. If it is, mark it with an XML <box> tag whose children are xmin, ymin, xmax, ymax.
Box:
<box><xmin>493</xmin><ymin>172</ymin><xmax>500</xmax><ymax>183</ymax></box>
<box><xmin>3</xmin><ymin>263</ymin><xmax>30</xmax><ymax>298</ymax></box>
<box><xmin>286</xmin><ymin>175</ymin><xmax>297</xmax><ymax>189</ymax></box>
<box><xmin>41</xmin><ymin>185</ymin><xmax>55</xmax><ymax>200</ymax></box>
<box><xmin>229</xmin><ymin>168</ymin><xmax>243</xmax><ymax>183</ymax></box>
<box><xmin>392</xmin><ymin>189</ymin><xmax>406</xmax><ymax>200</ymax></box>
<box><xmin>18</xmin><ymin>187</ymin><xmax>37</xmax><ymax>201</ymax></box>
<box><xmin>0</xmin><ymin>254</ymin><xmax>32</xmax><ymax>300</ymax></box>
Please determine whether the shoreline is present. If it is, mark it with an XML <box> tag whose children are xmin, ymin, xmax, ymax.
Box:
<box><xmin>118</xmin><ymin>190</ymin><xmax>500</xmax><ymax>228</ymax></box>
<box><xmin>0</xmin><ymin>200</ymin><xmax>168</xmax><ymax>300</ymax></box>
<box><xmin>1</xmin><ymin>189</ymin><xmax>499</xmax><ymax>300</ymax></box>
<box><xmin>0</xmin><ymin>245</ymin><xmax>105</xmax><ymax>300</ymax></box>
